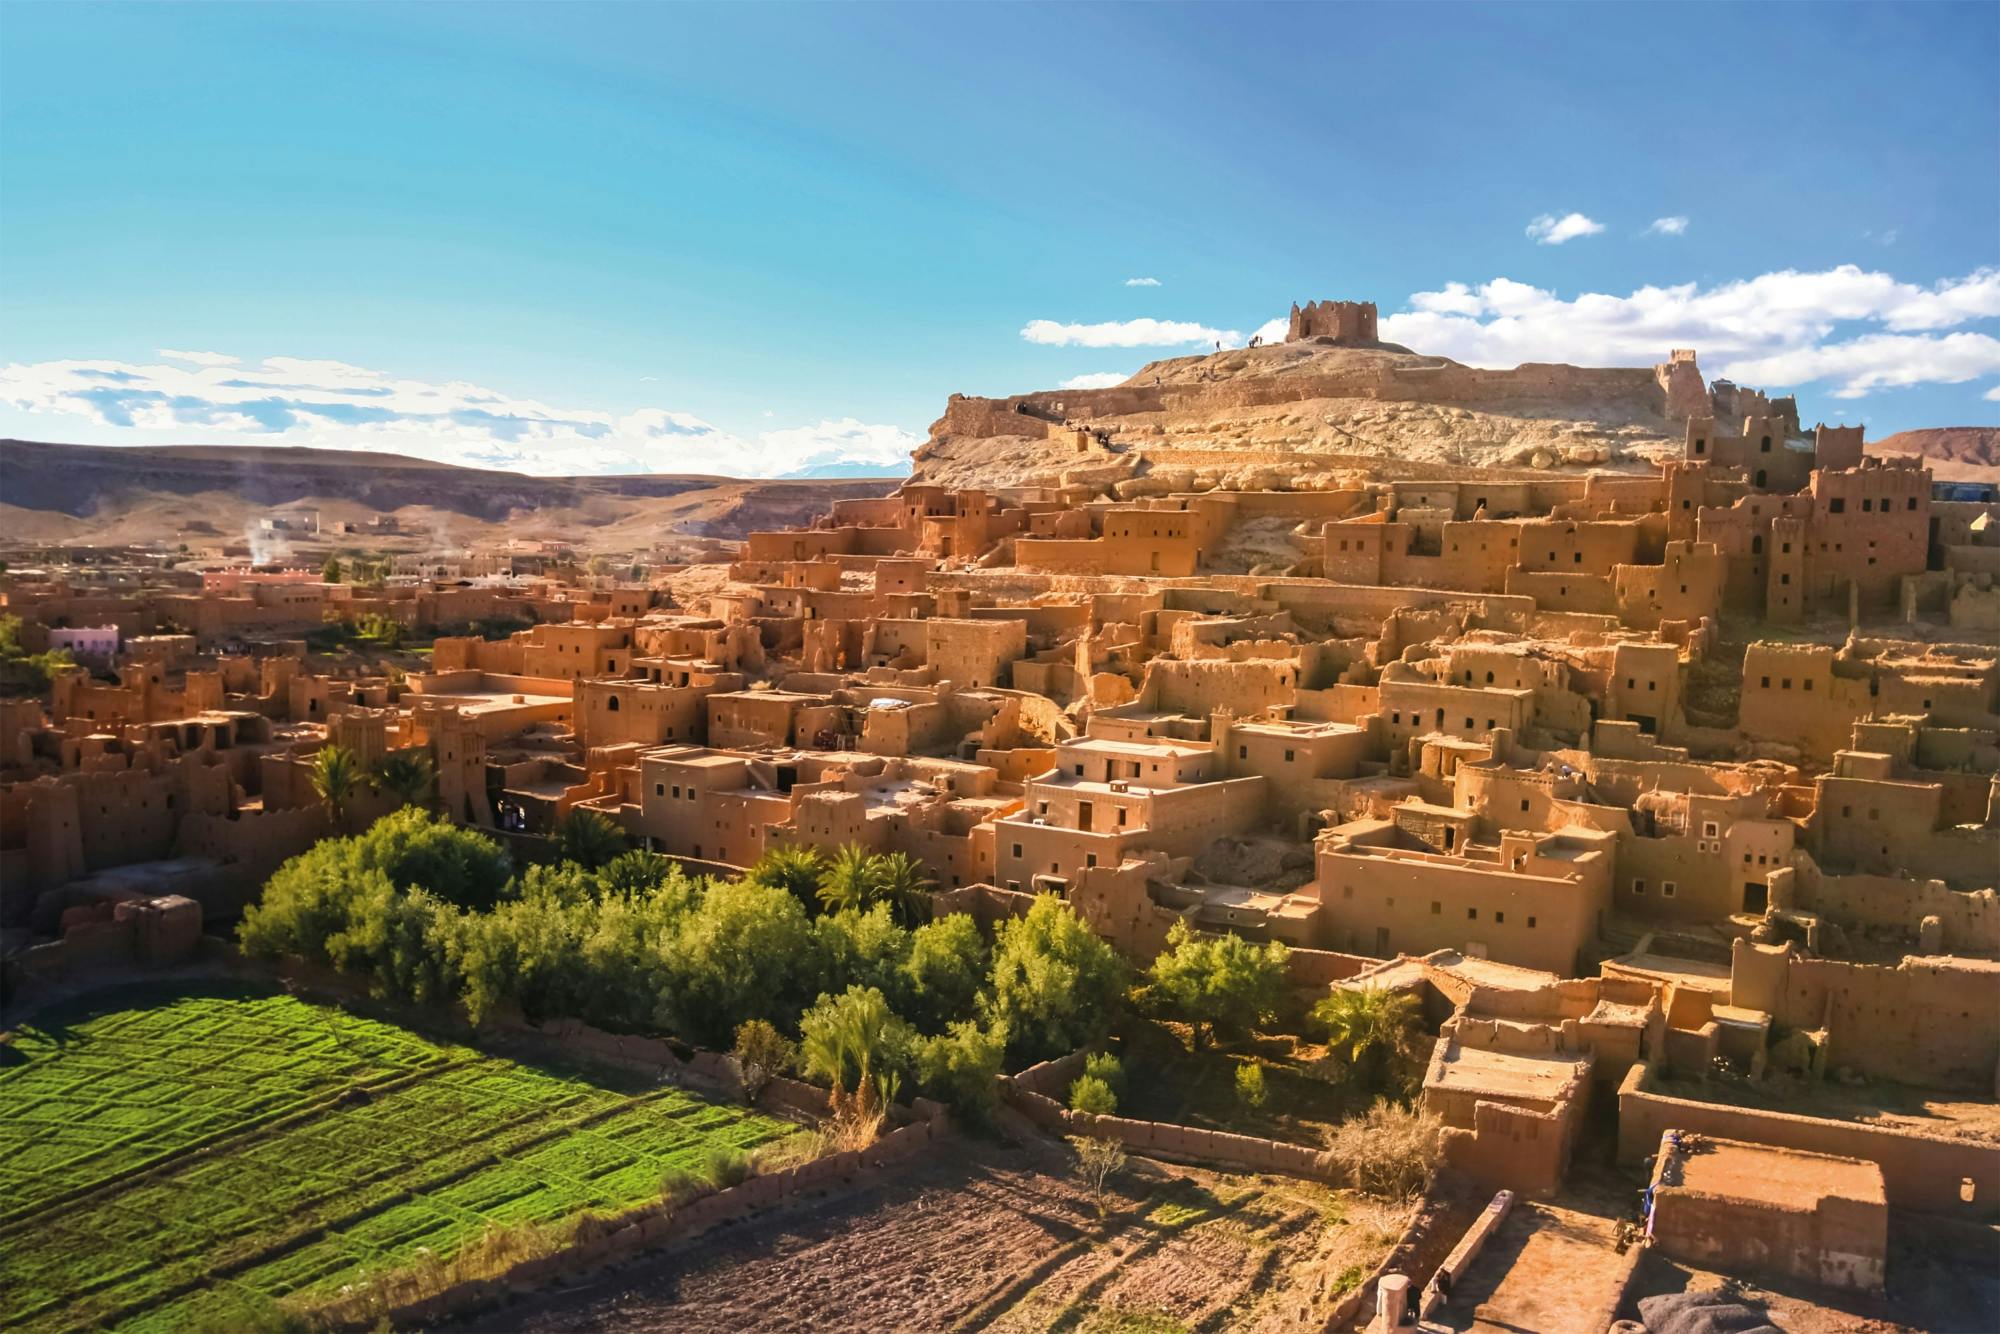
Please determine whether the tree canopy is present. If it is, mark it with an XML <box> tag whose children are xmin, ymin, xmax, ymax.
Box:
<box><xmin>1147</xmin><ymin>919</ymin><xmax>1290</xmax><ymax>1049</ymax></box>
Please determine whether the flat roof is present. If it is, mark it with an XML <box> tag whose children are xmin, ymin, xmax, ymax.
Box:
<box><xmin>1672</xmin><ymin>1139</ymin><xmax>1885</xmax><ymax>1209</ymax></box>
<box><xmin>1430</xmin><ymin>1040</ymin><xmax>1589</xmax><ymax>1103</ymax></box>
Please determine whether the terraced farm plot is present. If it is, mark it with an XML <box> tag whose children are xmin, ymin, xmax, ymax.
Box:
<box><xmin>0</xmin><ymin>980</ymin><xmax>801</xmax><ymax>1333</ymax></box>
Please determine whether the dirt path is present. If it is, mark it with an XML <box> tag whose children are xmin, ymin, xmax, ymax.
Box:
<box><xmin>481</xmin><ymin>1134</ymin><xmax>1413</xmax><ymax>1333</ymax></box>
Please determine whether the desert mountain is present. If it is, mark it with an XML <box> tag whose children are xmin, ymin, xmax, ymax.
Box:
<box><xmin>0</xmin><ymin>439</ymin><xmax>901</xmax><ymax>556</ymax></box>
<box><xmin>1868</xmin><ymin>427</ymin><xmax>2000</xmax><ymax>482</ymax></box>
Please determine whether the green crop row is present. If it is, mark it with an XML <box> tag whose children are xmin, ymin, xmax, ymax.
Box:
<box><xmin>0</xmin><ymin>983</ymin><xmax>800</xmax><ymax>1334</ymax></box>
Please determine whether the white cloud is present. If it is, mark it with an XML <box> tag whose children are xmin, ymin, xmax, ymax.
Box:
<box><xmin>1250</xmin><ymin>317</ymin><xmax>1289</xmax><ymax>346</ymax></box>
<box><xmin>1380</xmin><ymin>265</ymin><xmax>2000</xmax><ymax>397</ymax></box>
<box><xmin>157</xmin><ymin>349</ymin><xmax>239</xmax><ymax>366</ymax></box>
<box><xmin>1124</xmin><ymin>277</ymin><xmax>1161</xmax><ymax>287</ymax></box>
<box><xmin>1983</xmin><ymin>385</ymin><xmax>2000</xmax><ymax>402</ymax></box>
<box><xmin>1059</xmin><ymin>372</ymin><xmax>1131</xmax><ymax>390</ymax></box>
<box><xmin>1525</xmin><ymin>212</ymin><xmax>1605</xmax><ymax>245</ymax></box>
<box><xmin>1022</xmin><ymin>317</ymin><xmax>1243</xmax><ymax>348</ymax></box>
<box><xmin>1646</xmin><ymin>216</ymin><xmax>1690</xmax><ymax>237</ymax></box>
<box><xmin>0</xmin><ymin>353</ymin><xmax>920</xmax><ymax>477</ymax></box>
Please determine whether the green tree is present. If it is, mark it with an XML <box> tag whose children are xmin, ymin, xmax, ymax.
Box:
<box><xmin>984</xmin><ymin>895</ymin><xmax>1129</xmax><ymax>1064</ymax></box>
<box><xmin>869</xmin><ymin>851</ymin><xmax>932</xmax><ymax>924</ymax></box>
<box><xmin>915</xmin><ymin>1018</ymin><xmax>1008</xmax><ymax>1127</ymax></box>
<box><xmin>322</xmin><ymin>555</ymin><xmax>343</xmax><ymax>583</ymax></box>
<box><xmin>0</xmin><ymin>613</ymin><xmax>74</xmax><ymax>693</ymax></box>
<box><xmin>815</xmin><ymin>844</ymin><xmax>879</xmax><ymax>915</ymax></box>
<box><xmin>900</xmin><ymin>913</ymin><xmax>988</xmax><ymax>1032</ymax></box>
<box><xmin>1147</xmin><ymin>919</ymin><xmax>1289</xmax><ymax>1049</ymax></box>
<box><xmin>799</xmin><ymin>985</ymin><xmax>915</xmax><ymax>1120</ymax></box>
<box><xmin>1313</xmin><ymin>986</ymin><xmax>1425</xmax><ymax>1096</ymax></box>
<box><xmin>747</xmin><ymin>845</ymin><xmax>828</xmax><ymax>912</ymax></box>
<box><xmin>308</xmin><ymin>744</ymin><xmax>365</xmax><ymax>833</ymax></box>
<box><xmin>372</xmin><ymin>751</ymin><xmax>435</xmax><ymax>810</ymax></box>
<box><xmin>555</xmin><ymin>808</ymin><xmax>629</xmax><ymax>870</ymax></box>
<box><xmin>661</xmin><ymin>878</ymin><xmax>819</xmax><ymax>1045</ymax></box>
<box><xmin>814</xmin><ymin>904</ymin><xmax>912</xmax><ymax>1002</ymax></box>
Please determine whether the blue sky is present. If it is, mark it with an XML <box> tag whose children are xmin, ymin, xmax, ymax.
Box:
<box><xmin>2</xmin><ymin>1</ymin><xmax>1995</xmax><ymax>476</ymax></box>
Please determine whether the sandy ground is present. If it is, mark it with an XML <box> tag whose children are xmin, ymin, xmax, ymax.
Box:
<box><xmin>477</xmin><ymin>1131</ymin><xmax>1414</xmax><ymax>1333</ymax></box>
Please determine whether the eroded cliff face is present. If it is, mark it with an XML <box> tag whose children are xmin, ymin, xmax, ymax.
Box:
<box><xmin>910</xmin><ymin>341</ymin><xmax>1769</xmax><ymax>492</ymax></box>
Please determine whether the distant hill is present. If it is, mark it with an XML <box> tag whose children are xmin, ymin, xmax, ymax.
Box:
<box><xmin>0</xmin><ymin>439</ymin><xmax>901</xmax><ymax>555</ymax></box>
<box><xmin>1869</xmin><ymin>427</ymin><xmax>2000</xmax><ymax>482</ymax></box>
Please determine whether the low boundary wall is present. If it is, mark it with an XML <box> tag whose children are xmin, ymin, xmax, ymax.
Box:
<box><xmin>1003</xmin><ymin>1051</ymin><xmax>1337</xmax><ymax>1182</ymax></box>
<box><xmin>372</xmin><ymin>1109</ymin><xmax>946</xmax><ymax>1330</ymax></box>
<box><xmin>1616</xmin><ymin>1062</ymin><xmax>1999</xmax><ymax>1220</ymax></box>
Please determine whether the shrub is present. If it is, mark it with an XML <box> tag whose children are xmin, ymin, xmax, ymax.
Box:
<box><xmin>1235</xmin><ymin>1060</ymin><xmax>1268</xmax><ymax>1109</ymax></box>
<box><xmin>699</xmin><ymin>1144</ymin><xmax>753</xmax><ymax>1190</ymax></box>
<box><xmin>1324</xmin><ymin>1100</ymin><xmax>1444</xmax><ymax>1199</ymax></box>
<box><xmin>732</xmin><ymin>1018</ymin><xmax>796</xmax><ymax>1104</ymax></box>
<box><xmin>1082</xmin><ymin>1050</ymin><xmax>1125</xmax><ymax>1097</ymax></box>
<box><xmin>1067</xmin><ymin>1134</ymin><xmax>1127</xmax><ymax>1217</ymax></box>
<box><xmin>1068</xmin><ymin>1073</ymin><xmax>1117</xmax><ymax>1116</ymax></box>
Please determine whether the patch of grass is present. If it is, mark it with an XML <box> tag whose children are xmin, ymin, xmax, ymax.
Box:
<box><xmin>0</xmin><ymin>981</ymin><xmax>801</xmax><ymax>1333</ymax></box>
<box><xmin>1072</xmin><ymin>1307</ymin><xmax>1191</xmax><ymax>1334</ymax></box>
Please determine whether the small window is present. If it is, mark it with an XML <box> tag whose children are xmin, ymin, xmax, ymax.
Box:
<box><xmin>1662</xmin><ymin>881</ymin><xmax>1677</xmax><ymax>898</ymax></box>
<box><xmin>1431</xmin><ymin>901</ymin><xmax>1442</xmax><ymax>915</ymax></box>
<box><xmin>1494</xmin><ymin>911</ymin><xmax>1505</xmax><ymax>924</ymax></box>
<box><xmin>1527</xmin><ymin>916</ymin><xmax>1537</xmax><ymax>929</ymax></box>
<box><xmin>1466</xmin><ymin>907</ymin><xmax>1478</xmax><ymax>920</ymax></box>
<box><xmin>655</xmin><ymin>783</ymin><xmax>665</xmax><ymax>796</ymax></box>
<box><xmin>1238</xmin><ymin>745</ymin><xmax>1248</xmax><ymax>759</ymax></box>
<box><xmin>1632</xmin><ymin>878</ymin><xmax>1647</xmax><ymax>895</ymax></box>
<box><xmin>1284</xmin><ymin>749</ymin><xmax>1295</xmax><ymax>763</ymax></box>
<box><xmin>1521</xmin><ymin>799</ymin><xmax>1531</xmax><ymax>812</ymax></box>
<box><xmin>1830</xmin><ymin>497</ymin><xmax>1845</xmax><ymax>513</ymax></box>
<box><xmin>1011</xmin><ymin>843</ymin><xmax>1023</xmax><ymax>858</ymax></box>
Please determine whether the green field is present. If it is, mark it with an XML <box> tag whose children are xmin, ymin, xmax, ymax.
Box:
<box><xmin>0</xmin><ymin>980</ymin><xmax>801</xmax><ymax>1332</ymax></box>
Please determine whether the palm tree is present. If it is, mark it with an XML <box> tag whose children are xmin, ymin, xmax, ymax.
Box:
<box><xmin>816</xmin><ymin>844</ymin><xmax>879</xmax><ymax>915</ymax></box>
<box><xmin>869</xmin><ymin>851</ymin><xmax>933</xmax><ymax>925</ymax></box>
<box><xmin>309</xmin><ymin>744</ymin><xmax>364</xmax><ymax>833</ymax></box>
<box><xmin>556</xmin><ymin>808</ymin><xmax>629</xmax><ymax>870</ymax></box>
<box><xmin>373</xmin><ymin>751</ymin><xmax>435</xmax><ymax>811</ymax></box>
<box><xmin>748</xmin><ymin>845</ymin><xmax>828</xmax><ymax>912</ymax></box>
<box><xmin>1312</xmin><ymin>986</ymin><xmax>1424</xmax><ymax>1095</ymax></box>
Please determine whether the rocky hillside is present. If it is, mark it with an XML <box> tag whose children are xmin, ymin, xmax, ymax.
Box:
<box><xmin>910</xmin><ymin>338</ymin><xmax>1785</xmax><ymax>493</ymax></box>
<box><xmin>0</xmin><ymin>439</ymin><xmax>901</xmax><ymax>554</ymax></box>
<box><xmin>1869</xmin><ymin>427</ymin><xmax>1999</xmax><ymax>482</ymax></box>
